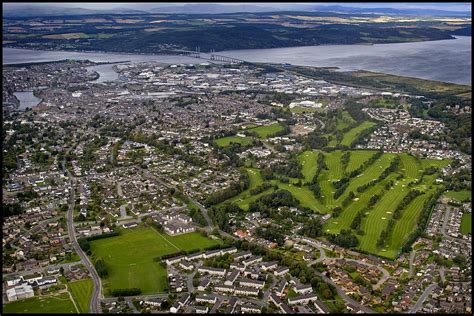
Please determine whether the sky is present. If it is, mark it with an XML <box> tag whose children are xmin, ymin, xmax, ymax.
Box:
<box><xmin>3</xmin><ymin>2</ymin><xmax>472</xmax><ymax>12</ymax></box>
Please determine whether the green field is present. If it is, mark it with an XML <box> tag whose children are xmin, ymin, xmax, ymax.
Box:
<box><xmin>89</xmin><ymin>227</ymin><xmax>221</xmax><ymax>295</ymax></box>
<box><xmin>215</xmin><ymin>135</ymin><xmax>253</xmax><ymax>147</ymax></box>
<box><xmin>299</xmin><ymin>150</ymin><xmax>319</xmax><ymax>182</ymax></box>
<box><xmin>3</xmin><ymin>293</ymin><xmax>77</xmax><ymax>314</ymax></box>
<box><xmin>460</xmin><ymin>213</ymin><xmax>471</xmax><ymax>235</ymax></box>
<box><xmin>247</xmin><ymin>123</ymin><xmax>284</xmax><ymax>138</ymax></box>
<box><xmin>68</xmin><ymin>279</ymin><xmax>93</xmax><ymax>313</ymax></box>
<box><xmin>444</xmin><ymin>190</ymin><xmax>471</xmax><ymax>202</ymax></box>
<box><xmin>221</xmin><ymin>148</ymin><xmax>450</xmax><ymax>259</ymax></box>
<box><xmin>340</xmin><ymin>121</ymin><xmax>376</xmax><ymax>147</ymax></box>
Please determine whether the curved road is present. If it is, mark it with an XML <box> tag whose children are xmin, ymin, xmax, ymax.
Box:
<box><xmin>66</xmin><ymin>177</ymin><xmax>102</xmax><ymax>313</ymax></box>
<box><xmin>408</xmin><ymin>283</ymin><xmax>438</xmax><ymax>313</ymax></box>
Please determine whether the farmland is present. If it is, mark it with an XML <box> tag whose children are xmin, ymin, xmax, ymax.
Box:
<box><xmin>68</xmin><ymin>278</ymin><xmax>93</xmax><ymax>313</ymax></box>
<box><xmin>89</xmin><ymin>227</ymin><xmax>221</xmax><ymax>295</ymax></box>
<box><xmin>3</xmin><ymin>293</ymin><xmax>78</xmax><ymax>314</ymax></box>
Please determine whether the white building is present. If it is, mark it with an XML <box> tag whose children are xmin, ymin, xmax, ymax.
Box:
<box><xmin>6</xmin><ymin>284</ymin><xmax>34</xmax><ymax>302</ymax></box>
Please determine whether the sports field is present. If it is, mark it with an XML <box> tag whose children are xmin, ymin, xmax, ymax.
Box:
<box><xmin>68</xmin><ymin>278</ymin><xmax>93</xmax><ymax>313</ymax></box>
<box><xmin>89</xmin><ymin>227</ymin><xmax>221</xmax><ymax>295</ymax></box>
<box><xmin>460</xmin><ymin>213</ymin><xmax>471</xmax><ymax>235</ymax></box>
<box><xmin>247</xmin><ymin>123</ymin><xmax>284</xmax><ymax>138</ymax></box>
<box><xmin>3</xmin><ymin>293</ymin><xmax>78</xmax><ymax>314</ymax></box>
<box><xmin>299</xmin><ymin>150</ymin><xmax>319</xmax><ymax>182</ymax></box>
<box><xmin>215</xmin><ymin>135</ymin><xmax>253</xmax><ymax>147</ymax></box>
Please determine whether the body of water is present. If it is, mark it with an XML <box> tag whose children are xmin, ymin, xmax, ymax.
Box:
<box><xmin>13</xmin><ymin>91</ymin><xmax>42</xmax><ymax>111</ymax></box>
<box><xmin>3</xmin><ymin>36</ymin><xmax>471</xmax><ymax>85</ymax></box>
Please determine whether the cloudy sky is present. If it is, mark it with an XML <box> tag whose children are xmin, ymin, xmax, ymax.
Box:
<box><xmin>3</xmin><ymin>2</ymin><xmax>472</xmax><ymax>11</ymax></box>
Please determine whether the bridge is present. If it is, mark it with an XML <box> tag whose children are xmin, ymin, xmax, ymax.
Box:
<box><xmin>172</xmin><ymin>49</ymin><xmax>246</xmax><ymax>64</ymax></box>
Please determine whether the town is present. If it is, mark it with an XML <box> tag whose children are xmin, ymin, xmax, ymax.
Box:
<box><xmin>2</xmin><ymin>57</ymin><xmax>471</xmax><ymax>314</ymax></box>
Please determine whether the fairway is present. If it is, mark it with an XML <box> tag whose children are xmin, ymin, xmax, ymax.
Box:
<box><xmin>3</xmin><ymin>293</ymin><xmax>77</xmax><ymax>314</ymax></box>
<box><xmin>444</xmin><ymin>190</ymin><xmax>471</xmax><ymax>202</ymax></box>
<box><xmin>247</xmin><ymin>123</ymin><xmax>284</xmax><ymax>138</ymax></box>
<box><xmin>219</xmin><ymin>147</ymin><xmax>451</xmax><ymax>259</ymax></box>
<box><xmin>215</xmin><ymin>135</ymin><xmax>253</xmax><ymax>147</ymax></box>
<box><xmin>299</xmin><ymin>150</ymin><xmax>319</xmax><ymax>182</ymax></box>
<box><xmin>340</xmin><ymin>121</ymin><xmax>376</xmax><ymax>147</ymax></box>
<box><xmin>69</xmin><ymin>278</ymin><xmax>93</xmax><ymax>313</ymax></box>
<box><xmin>460</xmin><ymin>213</ymin><xmax>471</xmax><ymax>235</ymax></box>
<box><xmin>89</xmin><ymin>227</ymin><xmax>221</xmax><ymax>295</ymax></box>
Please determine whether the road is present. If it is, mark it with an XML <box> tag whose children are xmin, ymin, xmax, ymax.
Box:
<box><xmin>441</xmin><ymin>207</ymin><xmax>450</xmax><ymax>237</ymax></box>
<box><xmin>315</xmin><ymin>271</ymin><xmax>376</xmax><ymax>314</ymax></box>
<box><xmin>409</xmin><ymin>250</ymin><xmax>416</xmax><ymax>278</ymax></box>
<box><xmin>66</xmin><ymin>176</ymin><xmax>102</xmax><ymax>313</ymax></box>
<box><xmin>408</xmin><ymin>283</ymin><xmax>438</xmax><ymax>313</ymax></box>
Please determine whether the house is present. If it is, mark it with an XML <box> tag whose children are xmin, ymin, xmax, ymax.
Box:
<box><xmin>166</xmin><ymin>255</ymin><xmax>186</xmax><ymax>265</ymax></box>
<box><xmin>47</xmin><ymin>266</ymin><xmax>60</xmax><ymax>275</ymax></box>
<box><xmin>143</xmin><ymin>298</ymin><xmax>164</xmax><ymax>307</ymax></box>
<box><xmin>230</xmin><ymin>262</ymin><xmax>246</xmax><ymax>271</ymax></box>
<box><xmin>261</xmin><ymin>261</ymin><xmax>278</xmax><ymax>271</ymax></box>
<box><xmin>270</xmin><ymin>292</ymin><xmax>283</xmax><ymax>307</ymax></box>
<box><xmin>239</xmin><ymin>278</ymin><xmax>265</xmax><ymax>289</ymax></box>
<box><xmin>179</xmin><ymin>261</ymin><xmax>194</xmax><ymax>271</ymax></box>
<box><xmin>225</xmin><ymin>297</ymin><xmax>238</xmax><ymax>314</ymax></box>
<box><xmin>198</xmin><ymin>266</ymin><xmax>227</xmax><ymax>277</ymax></box>
<box><xmin>294</xmin><ymin>283</ymin><xmax>313</xmax><ymax>295</ymax></box>
<box><xmin>224</xmin><ymin>270</ymin><xmax>239</xmax><ymax>286</ymax></box>
<box><xmin>221</xmin><ymin>247</ymin><xmax>238</xmax><ymax>255</ymax></box>
<box><xmin>193</xmin><ymin>306</ymin><xmax>209</xmax><ymax>314</ymax></box>
<box><xmin>122</xmin><ymin>222</ymin><xmax>138</xmax><ymax>229</ymax></box>
<box><xmin>241</xmin><ymin>303</ymin><xmax>261</xmax><ymax>313</ymax></box>
<box><xmin>6</xmin><ymin>284</ymin><xmax>34</xmax><ymax>302</ymax></box>
<box><xmin>234</xmin><ymin>286</ymin><xmax>259</xmax><ymax>296</ymax></box>
<box><xmin>288</xmin><ymin>294</ymin><xmax>318</xmax><ymax>305</ymax></box>
<box><xmin>195</xmin><ymin>294</ymin><xmax>218</xmax><ymax>304</ymax></box>
<box><xmin>197</xmin><ymin>278</ymin><xmax>211</xmax><ymax>291</ymax></box>
<box><xmin>215</xmin><ymin>283</ymin><xmax>234</xmax><ymax>294</ymax></box>
<box><xmin>170</xmin><ymin>293</ymin><xmax>190</xmax><ymax>313</ymax></box>
<box><xmin>233</xmin><ymin>251</ymin><xmax>252</xmax><ymax>261</ymax></box>
<box><xmin>275</xmin><ymin>280</ymin><xmax>287</xmax><ymax>297</ymax></box>
<box><xmin>203</xmin><ymin>249</ymin><xmax>222</xmax><ymax>258</ymax></box>
<box><xmin>186</xmin><ymin>252</ymin><xmax>203</xmax><ymax>261</ymax></box>
<box><xmin>274</xmin><ymin>266</ymin><xmax>290</xmax><ymax>276</ymax></box>
<box><xmin>242</xmin><ymin>256</ymin><xmax>263</xmax><ymax>267</ymax></box>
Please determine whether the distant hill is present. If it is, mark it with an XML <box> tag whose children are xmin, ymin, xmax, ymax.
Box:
<box><xmin>451</xmin><ymin>25</ymin><xmax>472</xmax><ymax>36</ymax></box>
<box><xmin>312</xmin><ymin>5</ymin><xmax>472</xmax><ymax>17</ymax></box>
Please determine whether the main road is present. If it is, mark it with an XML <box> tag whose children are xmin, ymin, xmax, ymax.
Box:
<box><xmin>66</xmin><ymin>175</ymin><xmax>102</xmax><ymax>313</ymax></box>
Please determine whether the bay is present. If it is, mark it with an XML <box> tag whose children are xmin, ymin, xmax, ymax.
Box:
<box><xmin>3</xmin><ymin>36</ymin><xmax>471</xmax><ymax>85</ymax></box>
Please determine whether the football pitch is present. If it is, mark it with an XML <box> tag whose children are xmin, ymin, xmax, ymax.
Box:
<box><xmin>89</xmin><ymin>227</ymin><xmax>221</xmax><ymax>295</ymax></box>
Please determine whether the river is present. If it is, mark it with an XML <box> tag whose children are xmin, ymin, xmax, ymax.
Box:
<box><xmin>13</xmin><ymin>91</ymin><xmax>42</xmax><ymax>111</ymax></box>
<box><xmin>3</xmin><ymin>36</ymin><xmax>471</xmax><ymax>85</ymax></box>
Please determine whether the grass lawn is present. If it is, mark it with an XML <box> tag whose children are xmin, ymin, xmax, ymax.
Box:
<box><xmin>340</xmin><ymin>121</ymin><xmax>376</xmax><ymax>147</ymax></box>
<box><xmin>247</xmin><ymin>123</ymin><xmax>284</xmax><ymax>138</ymax></box>
<box><xmin>214</xmin><ymin>135</ymin><xmax>253</xmax><ymax>147</ymax></box>
<box><xmin>460</xmin><ymin>213</ymin><xmax>471</xmax><ymax>235</ymax></box>
<box><xmin>3</xmin><ymin>293</ymin><xmax>77</xmax><ymax>314</ymax></box>
<box><xmin>290</xmin><ymin>106</ymin><xmax>319</xmax><ymax>113</ymax></box>
<box><xmin>89</xmin><ymin>227</ymin><xmax>221</xmax><ymax>295</ymax></box>
<box><xmin>68</xmin><ymin>278</ymin><xmax>93</xmax><ymax>313</ymax></box>
<box><xmin>444</xmin><ymin>190</ymin><xmax>471</xmax><ymax>202</ymax></box>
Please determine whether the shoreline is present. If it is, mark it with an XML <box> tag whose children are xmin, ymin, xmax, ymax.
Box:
<box><xmin>2</xmin><ymin>35</ymin><xmax>463</xmax><ymax>62</ymax></box>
